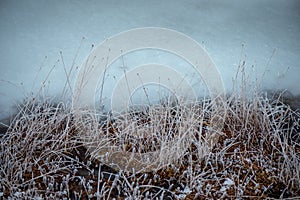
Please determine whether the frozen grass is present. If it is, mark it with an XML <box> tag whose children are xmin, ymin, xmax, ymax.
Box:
<box><xmin>0</xmin><ymin>56</ymin><xmax>300</xmax><ymax>198</ymax></box>
<box><xmin>79</xmin><ymin>98</ymin><xmax>219</xmax><ymax>173</ymax></box>
<box><xmin>0</xmin><ymin>88</ymin><xmax>299</xmax><ymax>199</ymax></box>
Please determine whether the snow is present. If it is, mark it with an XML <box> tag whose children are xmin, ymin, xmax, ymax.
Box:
<box><xmin>224</xmin><ymin>178</ymin><xmax>234</xmax><ymax>186</ymax></box>
<box><xmin>177</xmin><ymin>186</ymin><xmax>191</xmax><ymax>199</ymax></box>
<box><xmin>220</xmin><ymin>178</ymin><xmax>234</xmax><ymax>192</ymax></box>
<box><xmin>0</xmin><ymin>0</ymin><xmax>300</xmax><ymax>119</ymax></box>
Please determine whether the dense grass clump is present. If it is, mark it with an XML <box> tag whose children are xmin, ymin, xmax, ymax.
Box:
<box><xmin>0</xmin><ymin>90</ymin><xmax>299</xmax><ymax>199</ymax></box>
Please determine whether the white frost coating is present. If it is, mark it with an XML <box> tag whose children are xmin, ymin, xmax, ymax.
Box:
<box><xmin>73</xmin><ymin>27</ymin><xmax>225</xmax><ymax>113</ymax></box>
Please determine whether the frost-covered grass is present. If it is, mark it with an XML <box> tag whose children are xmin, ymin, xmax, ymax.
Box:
<box><xmin>0</xmin><ymin>58</ymin><xmax>299</xmax><ymax>199</ymax></box>
<box><xmin>0</xmin><ymin>88</ymin><xmax>299</xmax><ymax>199</ymax></box>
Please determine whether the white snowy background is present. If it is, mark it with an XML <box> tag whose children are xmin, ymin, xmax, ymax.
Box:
<box><xmin>0</xmin><ymin>0</ymin><xmax>299</xmax><ymax>120</ymax></box>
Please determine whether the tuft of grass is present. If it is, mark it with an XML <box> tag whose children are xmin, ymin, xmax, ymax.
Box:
<box><xmin>78</xmin><ymin>98</ymin><xmax>221</xmax><ymax>173</ymax></box>
<box><xmin>0</xmin><ymin>52</ymin><xmax>299</xmax><ymax>198</ymax></box>
<box><xmin>0</xmin><ymin>89</ymin><xmax>299</xmax><ymax>199</ymax></box>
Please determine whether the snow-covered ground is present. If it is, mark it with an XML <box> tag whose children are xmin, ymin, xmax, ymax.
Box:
<box><xmin>1</xmin><ymin>0</ymin><xmax>299</xmax><ymax>120</ymax></box>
